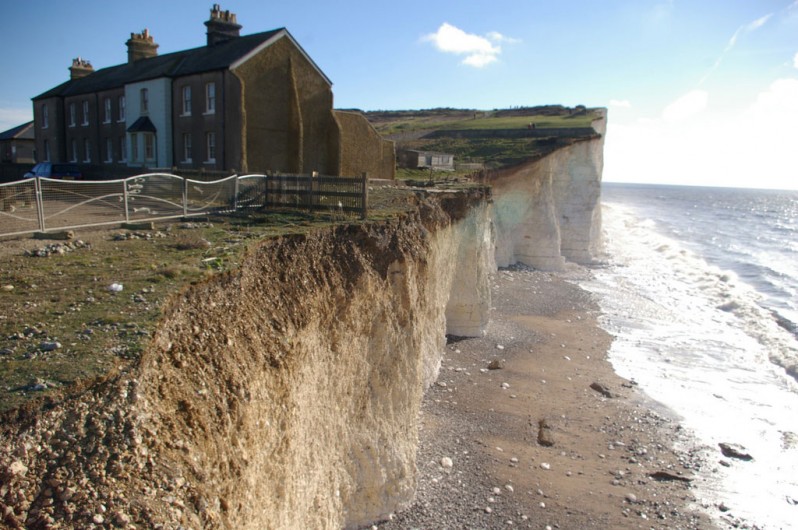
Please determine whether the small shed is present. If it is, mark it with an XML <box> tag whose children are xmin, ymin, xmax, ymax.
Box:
<box><xmin>0</xmin><ymin>121</ymin><xmax>35</xmax><ymax>164</ymax></box>
<box><xmin>398</xmin><ymin>149</ymin><xmax>455</xmax><ymax>171</ymax></box>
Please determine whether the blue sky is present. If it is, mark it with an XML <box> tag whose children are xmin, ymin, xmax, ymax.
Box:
<box><xmin>1</xmin><ymin>0</ymin><xmax>797</xmax><ymax>189</ymax></box>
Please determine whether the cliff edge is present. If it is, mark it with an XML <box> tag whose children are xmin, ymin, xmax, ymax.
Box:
<box><xmin>0</xmin><ymin>111</ymin><xmax>606</xmax><ymax>529</ymax></box>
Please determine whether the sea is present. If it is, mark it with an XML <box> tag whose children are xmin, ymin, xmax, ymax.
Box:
<box><xmin>582</xmin><ymin>183</ymin><xmax>798</xmax><ymax>530</ymax></box>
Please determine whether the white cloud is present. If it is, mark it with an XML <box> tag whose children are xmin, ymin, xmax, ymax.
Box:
<box><xmin>662</xmin><ymin>90</ymin><xmax>708</xmax><ymax>123</ymax></box>
<box><xmin>609</xmin><ymin>99</ymin><xmax>632</xmax><ymax>108</ymax></box>
<box><xmin>700</xmin><ymin>12</ymin><xmax>773</xmax><ymax>85</ymax></box>
<box><xmin>746</xmin><ymin>14</ymin><xmax>773</xmax><ymax>32</ymax></box>
<box><xmin>486</xmin><ymin>31</ymin><xmax>520</xmax><ymax>44</ymax></box>
<box><xmin>423</xmin><ymin>23</ymin><xmax>516</xmax><ymax>68</ymax></box>
<box><xmin>748</xmin><ymin>78</ymin><xmax>798</xmax><ymax>114</ymax></box>
<box><xmin>605</xmin><ymin>80</ymin><xmax>798</xmax><ymax>190</ymax></box>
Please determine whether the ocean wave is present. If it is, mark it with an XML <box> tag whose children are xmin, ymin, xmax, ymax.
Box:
<box><xmin>598</xmin><ymin>202</ymin><xmax>798</xmax><ymax>384</ymax></box>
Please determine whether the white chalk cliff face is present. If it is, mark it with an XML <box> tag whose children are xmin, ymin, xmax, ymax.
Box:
<box><xmin>493</xmin><ymin>112</ymin><xmax>606</xmax><ymax>270</ymax></box>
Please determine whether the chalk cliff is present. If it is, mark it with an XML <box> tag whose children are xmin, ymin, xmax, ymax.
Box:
<box><xmin>493</xmin><ymin>111</ymin><xmax>605</xmax><ymax>269</ymax></box>
<box><xmin>0</xmin><ymin>115</ymin><xmax>606</xmax><ymax>529</ymax></box>
<box><xmin>0</xmin><ymin>192</ymin><xmax>493</xmax><ymax>530</ymax></box>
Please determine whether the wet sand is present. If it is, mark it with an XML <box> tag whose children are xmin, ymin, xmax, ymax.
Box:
<box><xmin>377</xmin><ymin>265</ymin><xmax>715</xmax><ymax>529</ymax></box>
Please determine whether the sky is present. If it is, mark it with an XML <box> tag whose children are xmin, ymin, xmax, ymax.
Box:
<box><xmin>1</xmin><ymin>0</ymin><xmax>797</xmax><ymax>189</ymax></box>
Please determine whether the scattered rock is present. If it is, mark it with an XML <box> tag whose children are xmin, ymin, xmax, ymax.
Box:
<box><xmin>440</xmin><ymin>457</ymin><xmax>453</xmax><ymax>469</ymax></box>
<box><xmin>540</xmin><ymin>462</ymin><xmax>551</xmax><ymax>470</ymax></box>
<box><xmin>487</xmin><ymin>359</ymin><xmax>505</xmax><ymax>370</ymax></box>
<box><xmin>649</xmin><ymin>471</ymin><xmax>692</xmax><ymax>483</ymax></box>
<box><xmin>500</xmin><ymin>382</ymin><xmax>510</xmax><ymax>389</ymax></box>
<box><xmin>719</xmin><ymin>443</ymin><xmax>753</xmax><ymax>461</ymax></box>
<box><xmin>590</xmin><ymin>382</ymin><xmax>614</xmax><ymax>398</ymax></box>
<box><xmin>39</xmin><ymin>341</ymin><xmax>61</xmax><ymax>352</ymax></box>
<box><xmin>7</xmin><ymin>461</ymin><xmax>28</xmax><ymax>477</ymax></box>
<box><xmin>537</xmin><ymin>418</ymin><xmax>556</xmax><ymax>447</ymax></box>
<box><xmin>1</xmin><ymin>285</ymin><xmax>13</xmax><ymax>292</ymax></box>
<box><xmin>625</xmin><ymin>493</ymin><xmax>638</xmax><ymax>504</ymax></box>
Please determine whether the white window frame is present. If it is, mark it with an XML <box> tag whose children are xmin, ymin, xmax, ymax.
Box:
<box><xmin>182</xmin><ymin>133</ymin><xmax>192</xmax><ymax>163</ymax></box>
<box><xmin>205</xmin><ymin>131</ymin><xmax>216</xmax><ymax>163</ymax></box>
<box><xmin>118</xmin><ymin>96</ymin><xmax>126</xmax><ymax>122</ymax></box>
<box><xmin>69</xmin><ymin>103</ymin><xmax>76</xmax><ymax>127</ymax></box>
<box><xmin>103</xmin><ymin>98</ymin><xmax>112</xmax><ymax>124</ymax></box>
<box><xmin>81</xmin><ymin>101</ymin><xmax>89</xmax><ymax>126</ymax></box>
<box><xmin>42</xmin><ymin>104</ymin><xmax>49</xmax><ymax>129</ymax></box>
<box><xmin>182</xmin><ymin>86</ymin><xmax>192</xmax><ymax>116</ymax></box>
<box><xmin>140</xmin><ymin>88</ymin><xmax>149</xmax><ymax>114</ymax></box>
<box><xmin>205</xmin><ymin>82</ymin><xmax>216</xmax><ymax>114</ymax></box>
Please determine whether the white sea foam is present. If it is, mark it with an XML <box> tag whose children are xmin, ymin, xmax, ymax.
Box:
<box><xmin>584</xmin><ymin>196</ymin><xmax>798</xmax><ymax>530</ymax></box>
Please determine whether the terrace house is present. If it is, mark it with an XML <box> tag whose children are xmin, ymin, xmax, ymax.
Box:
<box><xmin>32</xmin><ymin>4</ymin><xmax>394</xmax><ymax>179</ymax></box>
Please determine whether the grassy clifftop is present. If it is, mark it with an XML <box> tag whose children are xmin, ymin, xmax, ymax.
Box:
<box><xmin>360</xmin><ymin>105</ymin><xmax>603</xmax><ymax>176</ymax></box>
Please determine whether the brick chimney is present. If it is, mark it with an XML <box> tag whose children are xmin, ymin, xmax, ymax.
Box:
<box><xmin>126</xmin><ymin>28</ymin><xmax>159</xmax><ymax>63</ymax></box>
<box><xmin>69</xmin><ymin>57</ymin><xmax>94</xmax><ymax>80</ymax></box>
<box><xmin>205</xmin><ymin>4</ymin><xmax>242</xmax><ymax>46</ymax></box>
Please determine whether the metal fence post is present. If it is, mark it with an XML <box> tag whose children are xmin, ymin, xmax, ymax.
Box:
<box><xmin>123</xmin><ymin>179</ymin><xmax>130</xmax><ymax>222</ymax></box>
<box><xmin>361</xmin><ymin>172</ymin><xmax>368</xmax><ymax>220</ymax></box>
<box><xmin>182</xmin><ymin>176</ymin><xmax>188</xmax><ymax>217</ymax></box>
<box><xmin>35</xmin><ymin>177</ymin><xmax>45</xmax><ymax>232</ymax></box>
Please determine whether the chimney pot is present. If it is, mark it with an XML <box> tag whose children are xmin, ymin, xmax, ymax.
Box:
<box><xmin>69</xmin><ymin>57</ymin><xmax>94</xmax><ymax>80</ymax></box>
<box><xmin>205</xmin><ymin>4</ymin><xmax>242</xmax><ymax>46</ymax></box>
<box><xmin>126</xmin><ymin>28</ymin><xmax>159</xmax><ymax>63</ymax></box>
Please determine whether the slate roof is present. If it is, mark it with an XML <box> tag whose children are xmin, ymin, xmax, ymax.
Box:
<box><xmin>33</xmin><ymin>28</ymin><xmax>322</xmax><ymax>100</ymax></box>
<box><xmin>0</xmin><ymin>121</ymin><xmax>34</xmax><ymax>140</ymax></box>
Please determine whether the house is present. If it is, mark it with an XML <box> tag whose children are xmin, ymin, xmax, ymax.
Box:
<box><xmin>31</xmin><ymin>4</ymin><xmax>394</xmax><ymax>179</ymax></box>
<box><xmin>398</xmin><ymin>150</ymin><xmax>455</xmax><ymax>171</ymax></box>
<box><xmin>0</xmin><ymin>121</ymin><xmax>35</xmax><ymax>164</ymax></box>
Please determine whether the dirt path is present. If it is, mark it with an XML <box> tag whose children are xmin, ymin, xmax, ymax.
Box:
<box><xmin>376</xmin><ymin>265</ymin><xmax>715</xmax><ymax>529</ymax></box>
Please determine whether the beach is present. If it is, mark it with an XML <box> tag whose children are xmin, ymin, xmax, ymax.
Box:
<box><xmin>377</xmin><ymin>264</ymin><xmax>715</xmax><ymax>530</ymax></box>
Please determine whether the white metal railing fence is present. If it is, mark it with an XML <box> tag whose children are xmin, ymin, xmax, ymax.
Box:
<box><xmin>0</xmin><ymin>172</ymin><xmax>367</xmax><ymax>238</ymax></box>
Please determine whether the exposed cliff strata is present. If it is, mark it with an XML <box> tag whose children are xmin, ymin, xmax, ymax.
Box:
<box><xmin>0</xmin><ymin>191</ymin><xmax>492</xmax><ymax>530</ymax></box>
<box><xmin>492</xmin><ymin>111</ymin><xmax>605</xmax><ymax>270</ymax></box>
<box><xmin>0</xmin><ymin>116</ymin><xmax>606</xmax><ymax>529</ymax></box>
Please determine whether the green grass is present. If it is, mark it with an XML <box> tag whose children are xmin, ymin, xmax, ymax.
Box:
<box><xmin>441</xmin><ymin>113</ymin><xmax>598</xmax><ymax>130</ymax></box>
<box><xmin>368</xmin><ymin>107</ymin><xmax>600</xmax><ymax>136</ymax></box>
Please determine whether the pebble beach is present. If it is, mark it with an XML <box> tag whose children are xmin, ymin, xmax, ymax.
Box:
<box><xmin>377</xmin><ymin>265</ymin><xmax>716</xmax><ymax>530</ymax></box>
